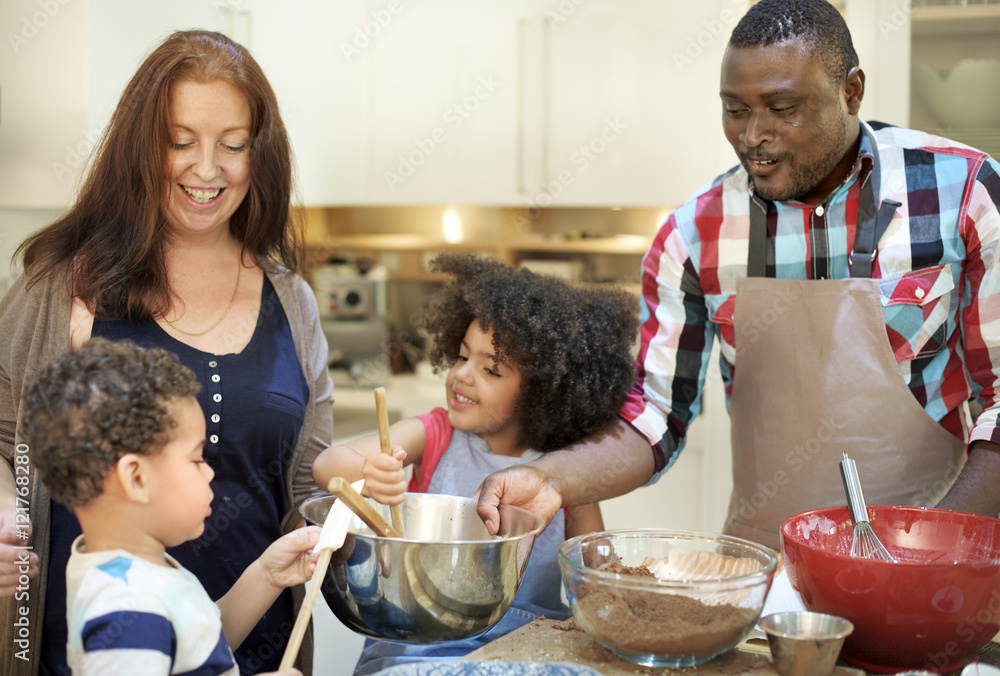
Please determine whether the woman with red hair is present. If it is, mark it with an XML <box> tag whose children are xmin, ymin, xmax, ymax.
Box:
<box><xmin>0</xmin><ymin>30</ymin><xmax>332</xmax><ymax>675</ymax></box>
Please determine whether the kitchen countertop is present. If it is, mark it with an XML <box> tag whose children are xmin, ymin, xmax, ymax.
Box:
<box><xmin>329</xmin><ymin>369</ymin><xmax>447</xmax><ymax>442</ymax></box>
<box><xmin>331</xmin><ymin>369</ymin><xmax>447</xmax><ymax>417</ymax></box>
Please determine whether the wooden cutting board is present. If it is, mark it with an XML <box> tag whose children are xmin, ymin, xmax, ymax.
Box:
<box><xmin>463</xmin><ymin>618</ymin><xmax>865</xmax><ymax>676</ymax></box>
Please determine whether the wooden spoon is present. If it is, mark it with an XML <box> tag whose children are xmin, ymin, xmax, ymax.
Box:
<box><xmin>374</xmin><ymin>387</ymin><xmax>406</xmax><ymax>537</ymax></box>
<box><xmin>326</xmin><ymin>476</ymin><xmax>402</xmax><ymax>538</ymax></box>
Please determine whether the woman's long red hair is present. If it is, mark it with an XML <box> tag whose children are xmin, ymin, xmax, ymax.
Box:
<box><xmin>17</xmin><ymin>30</ymin><xmax>302</xmax><ymax>320</ymax></box>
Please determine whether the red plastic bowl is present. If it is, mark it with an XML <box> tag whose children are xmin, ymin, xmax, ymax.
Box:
<box><xmin>781</xmin><ymin>506</ymin><xmax>1000</xmax><ymax>674</ymax></box>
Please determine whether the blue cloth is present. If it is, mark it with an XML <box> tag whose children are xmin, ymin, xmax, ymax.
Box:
<box><xmin>372</xmin><ymin>662</ymin><xmax>604</xmax><ymax>676</ymax></box>
<box><xmin>355</xmin><ymin>427</ymin><xmax>570</xmax><ymax>676</ymax></box>
<box><xmin>42</xmin><ymin>276</ymin><xmax>309</xmax><ymax>675</ymax></box>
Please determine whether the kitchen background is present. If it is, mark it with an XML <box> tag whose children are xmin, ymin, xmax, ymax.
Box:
<box><xmin>1</xmin><ymin>0</ymin><xmax>996</xmax><ymax>673</ymax></box>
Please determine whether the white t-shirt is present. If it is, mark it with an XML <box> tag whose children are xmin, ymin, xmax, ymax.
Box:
<box><xmin>65</xmin><ymin>535</ymin><xmax>238</xmax><ymax>675</ymax></box>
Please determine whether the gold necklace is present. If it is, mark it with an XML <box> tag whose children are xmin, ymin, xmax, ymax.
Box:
<box><xmin>164</xmin><ymin>259</ymin><xmax>242</xmax><ymax>337</ymax></box>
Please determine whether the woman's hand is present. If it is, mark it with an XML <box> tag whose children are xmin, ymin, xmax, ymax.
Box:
<box><xmin>0</xmin><ymin>516</ymin><xmax>38</xmax><ymax>598</ymax></box>
<box><xmin>259</xmin><ymin>526</ymin><xmax>321</xmax><ymax>589</ymax></box>
<box><xmin>361</xmin><ymin>446</ymin><xmax>407</xmax><ymax>505</ymax></box>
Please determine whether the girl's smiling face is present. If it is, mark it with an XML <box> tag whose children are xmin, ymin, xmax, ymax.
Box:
<box><xmin>445</xmin><ymin>319</ymin><xmax>525</xmax><ymax>454</ymax></box>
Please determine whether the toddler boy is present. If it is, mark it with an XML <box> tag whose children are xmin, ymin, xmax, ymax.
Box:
<box><xmin>22</xmin><ymin>338</ymin><xmax>319</xmax><ymax>675</ymax></box>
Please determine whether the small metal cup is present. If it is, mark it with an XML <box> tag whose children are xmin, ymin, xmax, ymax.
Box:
<box><xmin>760</xmin><ymin>611</ymin><xmax>854</xmax><ymax>676</ymax></box>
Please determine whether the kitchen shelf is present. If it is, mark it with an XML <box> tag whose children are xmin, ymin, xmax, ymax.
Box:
<box><xmin>311</xmin><ymin>233</ymin><xmax>651</xmax><ymax>255</ymax></box>
<box><xmin>507</xmin><ymin>233</ymin><xmax>650</xmax><ymax>255</ymax></box>
<box><xmin>912</xmin><ymin>4</ymin><xmax>1000</xmax><ymax>36</ymax></box>
<box><xmin>310</xmin><ymin>234</ymin><xmax>497</xmax><ymax>252</ymax></box>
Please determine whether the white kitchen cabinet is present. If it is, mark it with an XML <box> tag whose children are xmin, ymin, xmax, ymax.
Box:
<box><xmin>0</xmin><ymin>0</ymin><xmax>235</xmax><ymax>209</ymax></box>
<box><xmin>905</xmin><ymin>2</ymin><xmax>1000</xmax><ymax>161</ymax></box>
<box><xmin>361</xmin><ymin>0</ymin><xmax>741</xmax><ymax>207</ymax></box>
<box><xmin>363</xmin><ymin>0</ymin><xmax>533</xmax><ymax>204</ymax></box>
<box><xmin>0</xmin><ymin>0</ymin><xmax>90</xmax><ymax>208</ymax></box>
<box><xmin>237</xmin><ymin>0</ymin><xmax>367</xmax><ymax>205</ymax></box>
<box><xmin>86</xmin><ymin>1</ymin><xmax>232</xmax><ymax>130</ymax></box>
<box><xmin>89</xmin><ymin>0</ymin><xmax>367</xmax><ymax>206</ymax></box>
<box><xmin>0</xmin><ymin>0</ymin><xmax>365</xmax><ymax>208</ymax></box>
<box><xmin>536</xmin><ymin>0</ymin><xmax>737</xmax><ymax>207</ymax></box>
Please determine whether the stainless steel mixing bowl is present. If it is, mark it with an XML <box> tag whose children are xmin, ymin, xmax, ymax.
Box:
<box><xmin>299</xmin><ymin>492</ymin><xmax>545</xmax><ymax>643</ymax></box>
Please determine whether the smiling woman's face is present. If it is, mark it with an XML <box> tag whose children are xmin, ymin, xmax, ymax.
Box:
<box><xmin>163</xmin><ymin>79</ymin><xmax>251</xmax><ymax>238</ymax></box>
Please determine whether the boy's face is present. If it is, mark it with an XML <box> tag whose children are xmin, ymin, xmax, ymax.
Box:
<box><xmin>445</xmin><ymin>319</ymin><xmax>523</xmax><ymax>445</ymax></box>
<box><xmin>146</xmin><ymin>397</ymin><xmax>214</xmax><ymax>547</ymax></box>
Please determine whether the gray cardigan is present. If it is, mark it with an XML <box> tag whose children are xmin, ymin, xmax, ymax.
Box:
<box><xmin>0</xmin><ymin>262</ymin><xmax>333</xmax><ymax>676</ymax></box>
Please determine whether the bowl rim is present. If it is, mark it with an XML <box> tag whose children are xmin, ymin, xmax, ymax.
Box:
<box><xmin>780</xmin><ymin>505</ymin><xmax>1000</xmax><ymax>566</ymax></box>
<box><xmin>557</xmin><ymin>527</ymin><xmax>779</xmax><ymax>590</ymax></box>
<box><xmin>298</xmin><ymin>493</ymin><xmax>546</xmax><ymax>545</ymax></box>
<box><xmin>759</xmin><ymin>611</ymin><xmax>855</xmax><ymax>640</ymax></box>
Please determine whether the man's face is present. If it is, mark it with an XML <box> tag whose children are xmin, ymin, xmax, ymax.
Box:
<box><xmin>720</xmin><ymin>39</ymin><xmax>861</xmax><ymax>205</ymax></box>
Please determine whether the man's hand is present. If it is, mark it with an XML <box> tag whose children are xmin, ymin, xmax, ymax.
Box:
<box><xmin>474</xmin><ymin>464</ymin><xmax>562</xmax><ymax>535</ymax></box>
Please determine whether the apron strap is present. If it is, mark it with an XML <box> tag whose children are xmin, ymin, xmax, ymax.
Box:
<box><xmin>747</xmin><ymin>124</ymin><xmax>901</xmax><ymax>280</ymax></box>
<box><xmin>747</xmin><ymin>195</ymin><xmax>770</xmax><ymax>278</ymax></box>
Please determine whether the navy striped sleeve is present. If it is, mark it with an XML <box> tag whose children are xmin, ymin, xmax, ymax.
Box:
<box><xmin>82</xmin><ymin>610</ymin><xmax>176</xmax><ymax>656</ymax></box>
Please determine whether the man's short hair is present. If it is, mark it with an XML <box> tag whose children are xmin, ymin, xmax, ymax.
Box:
<box><xmin>730</xmin><ymin>0</ymin><xmax>859</xmax><ymax>83</ymax></box>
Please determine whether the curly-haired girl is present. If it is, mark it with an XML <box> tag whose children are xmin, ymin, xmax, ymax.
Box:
<box><xmin>312</xmin><ymin>252</ymin><xmax>639</xmax><ymax>674</ymax></box>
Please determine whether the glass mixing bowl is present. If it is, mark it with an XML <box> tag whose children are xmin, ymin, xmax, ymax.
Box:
<box><xmin>558</xmin><ymin>528</ymin><xmax>778</xmax><ymax>667</ymax></box>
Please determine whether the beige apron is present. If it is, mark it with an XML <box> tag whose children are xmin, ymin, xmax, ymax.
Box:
<box><xmin>723</xmin><ymin>129</ymin><xmax>966</xmax><ymax>549</ymax></box>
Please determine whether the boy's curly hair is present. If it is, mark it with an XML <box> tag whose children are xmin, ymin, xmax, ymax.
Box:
<box><xmin>21</xmin><ymin>338</ymin><xmax>200</xmax><ymax>508</ymax></box>
<box><xmin>417</xmin><ymin>253</ymin><xmax>639</xmax><ymax>451</ymax></box>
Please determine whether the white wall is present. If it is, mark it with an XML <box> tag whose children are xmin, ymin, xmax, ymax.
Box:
<box><xmin>0</xmin><ymin>208</ymin><xmax>63</xmax><ymax>294</ymax></box>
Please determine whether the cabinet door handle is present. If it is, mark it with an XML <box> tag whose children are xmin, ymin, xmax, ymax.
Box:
<box><xmin>516</xmin><ymin>18</ymin><xmax>528</xmax><ymax>197</ymax></box>
<box><xmin>540</xmin><ymin>17</ymin><xmax>550</xmax><ymax>195</ymax></box>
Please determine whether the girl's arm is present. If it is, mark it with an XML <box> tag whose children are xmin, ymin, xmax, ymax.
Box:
<box><xmin>217</xmin><ymin>526</ymin><xmax>321</xmax><ymax>649</ymax></box>
<box><xmin>311</xmin><ymin>417</ymin><xmax>428</xmax><ymax>504</ymax></box>
<box><xmin>564</xmin><ymin>502</ymin><xmax>604</xmax><ymax>538</ymax></box>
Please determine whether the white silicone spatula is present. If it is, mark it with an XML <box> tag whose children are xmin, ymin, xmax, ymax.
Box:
<box><xmin>279</xmin><ymin>479</ymin><xmax>364</xmax><ymax>670</ymax></box>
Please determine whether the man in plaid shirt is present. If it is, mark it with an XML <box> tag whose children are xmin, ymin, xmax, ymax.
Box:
<box><xmin>477</xmin><ymin>0</ymin><xmax>1000</xmax><ymax>549</ymax></box>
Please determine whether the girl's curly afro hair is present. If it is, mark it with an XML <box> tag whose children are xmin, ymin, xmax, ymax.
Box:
<box><xmin>416</xmin><ymin>253</ymin><xmax>639</xmax><ymax>452</ymax></box>
<box><xmin>21</xmin><ymin>338</ymin><xmax>200</xmax><ymax>508</ymax></box>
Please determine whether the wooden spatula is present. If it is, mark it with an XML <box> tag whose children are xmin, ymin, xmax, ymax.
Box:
<box><xmin>279</xmin><ymin>479</ymin><xmax>364</xmax><ymax>670</ymax></box>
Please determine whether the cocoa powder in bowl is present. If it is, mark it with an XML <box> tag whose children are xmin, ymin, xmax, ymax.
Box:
<box><xmin>572</xmin><ymin>563</ymin><xmax>758</xmax><ymax>658</ymax></box>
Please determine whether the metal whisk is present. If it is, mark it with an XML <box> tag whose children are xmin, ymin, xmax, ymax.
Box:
<box><xmin>839</xmin><ymin>451</ymin><xmax>896</xmax><ymax>562</ymax></box>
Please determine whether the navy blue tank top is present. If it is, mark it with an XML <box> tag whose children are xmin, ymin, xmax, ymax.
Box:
<box><xmin>42</xmin><ymin>275</ymin><xmax>309</xmax><ymax>675</ymax></box>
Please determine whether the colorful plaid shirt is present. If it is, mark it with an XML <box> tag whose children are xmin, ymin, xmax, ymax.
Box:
<box><xmin>622</xmin><ymin>121</ymin><xmax>1000</xmax><ymax>476</ymax></box>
